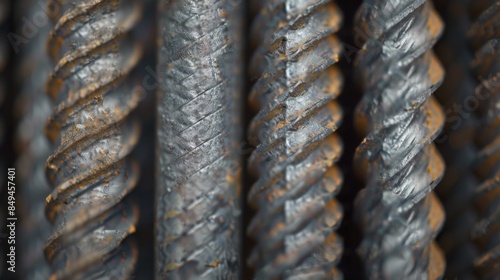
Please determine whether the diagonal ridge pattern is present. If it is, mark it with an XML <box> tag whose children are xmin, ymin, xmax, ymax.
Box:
<box><xmin>43</xmin><ymin>0</ymin><xmax>142</xmax><ymax>279</ymax></box>
<box><xmin>156</xmin><ymin>0</ymin><xmax>243</xmax><ymax>278</ymax></box>
<box><xmin>247</xmin><ymin>1</ymin><xmax>344</xmax><ymax>279</ymax></box>
<box><xmin>469</xmin><ymin>1</ymin><xmax>500</xmax><ymax>278</ymax></box>
<box><xmin>353</xmin><ymin>0</ymin><xmax>447</xmax><ymax>278</ymax></box>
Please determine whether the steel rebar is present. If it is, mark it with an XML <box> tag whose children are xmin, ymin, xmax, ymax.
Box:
<box><xmin>246</xmin><ymin>1</ymin><xmax>344</xmax><ymax>279</ymax></box>
<box><xmin>155</xmin><ymin>0</ymin><xmax>244</xmax><ymax>278</ymax></box>
<box><xmin>353</xmin><ymin>0</ymin><xmax>447</xmax><ymax>278</ymax></box>
<box><xmin>469</xmin><ymin>1</ymin><xmax>500</xmax><ymax>278</ymax></box>
<box><xmin>15</xmin><ymin>0</ymin><xmax>53</xmax><ymax>279</ymax></box>
<box><xmin>43</xmin><ymin>0</ymin><xmax>142</xmax><ymax>279</ymax></box>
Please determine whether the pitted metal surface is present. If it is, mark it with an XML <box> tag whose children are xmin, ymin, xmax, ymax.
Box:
<box><xmin>156</xmin><ymin>0</ymin><xmax>244</xmax><ymax>278</ymax></box>
<box><xmin>246</xmin><ymin>1</ymin><xmax>345</xmax><ymax>279</ymax></box>
<box><xmin>43</xmin><ymin>0</ymin><xmax>142</xmax><ymax>279</ymax></box>
<box><xmin>353</xmin><ymin>0</ymin><xmax>447</xmax><ymax>278</ymax></box>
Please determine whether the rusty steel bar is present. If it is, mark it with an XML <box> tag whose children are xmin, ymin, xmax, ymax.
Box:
<box><xmin>43</xmin><ymin>0</ymin><xmax>143</xmax><ymax>279</ymax></box>
<box><xmin>353</xmin><ymin>0</ymin><xmax>447</xmax><ymax>278</ymax></box>
<box><xmin>155</xmin><ymin>0</ymin><xmax>244</xmax><ymax>278</ymax></box>
<box><xmin>469</xmin><ymin>1</ymin><xmax>500</xmax><ymax>278</ymax></box>
<box><xmin>246</xmin><ymin>1</ymin><xmax>344</xmax><ymax>279</ymax></box>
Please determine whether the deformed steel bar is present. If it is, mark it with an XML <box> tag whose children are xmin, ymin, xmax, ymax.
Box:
<box><xmin>246</xmin><ymin>1</ymin><xmax>345</xmax><ymax>279</ymax></box>
<box><xmin>155</xmin><ymin>0</ymin><xmax>244</xmax><ymax>278</ymax></box>
<box><xmin>468</xmin><ymin>1</ymin><xmax>500</xmax><ymax>278</ymax></box>
<box><xmin>43</xmin><ymin>0</ymin><xmax>143</xmax><ymax>279</ymax></box>
<box><xmin>15</xmin><ymin>0</ymin><xmax>53</xmax><ymax>279</ymax></box>
<box><xmin>353</xmin><ymin>0</ymin><xmax>447</xmax><ymax>278</ymax></box>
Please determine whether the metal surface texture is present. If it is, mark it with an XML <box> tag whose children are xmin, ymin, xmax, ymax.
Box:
<box><xmin>156</xmin><ymin>0</ymin><xmax>243</xmax><ymax>278</ymax></box>
<box><xmin>353</xmin><ymin>0</ymin><xmax>447</xmax><ymax>278</ymax></box>
<box><xmin>15</xmin><ymin>0</ymin><xmax>52</xmax><ymax>278</ymax></box>
<box><xmin>469</xmin><ymin>1</ymin><xmax>500</xmax><ymax>278</ymax></box>
<box><xmin>246</xmin><ymin>0</ymin><xmax>344</xmax><ymax>279</ymax></box>
<box><xmin>43</xmin><ymin>0</ymin><xmax>142</xmax><ymax>279</ymax></box>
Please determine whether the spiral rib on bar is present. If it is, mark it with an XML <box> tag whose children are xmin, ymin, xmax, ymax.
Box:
<box><xmin>43</xmin><ymin>0</ymin><xmax>142</xmax><ymax>279</ymax></box>
<box><xmin>353</xmin><ymin>0</ymin><xmax>446</xmax><ymax>278</ymax></box>
<box><xmin>247</xmin><ymin>1</ymin><xmax>344</xmax><ymax>279</ymax></box>
<box><xmin>469</xmin><ymin>1</ymin><xmax>500</xmax><ymax>278</ymax></box>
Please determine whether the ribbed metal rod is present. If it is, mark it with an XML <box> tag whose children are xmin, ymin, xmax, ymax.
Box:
<box><xmin>469</xmin><ymin>1</ymin><xmax>500</xmax><ymax>278</ymax></box>
<box><xmin>246</xmin><ymin>1</ymin><xmax>344</xmax><ymax>279</ymax></box>
<box><xmin>155</xmin><ymin>0</ymin><xmax>244</xmax><ymax>278</ymax></box>
<box><xmin>15</xmin><ymin>0</ymin><xmax>53</xmax><ymax>279</ymax></box>
<box><xmin>43</xmin><ymin>0</ymin><xmax>142</xmax><ymax>279</ymax></box>
<box><xmin>353</xmin><ymin>0</ymin><xmax>447</xmax><ymax>278</ymax></box>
